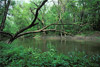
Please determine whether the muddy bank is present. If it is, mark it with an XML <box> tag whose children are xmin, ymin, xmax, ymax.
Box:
<box><xmin>37</xmin><ymin>35</ymin><xmax>100</xmax><ymax>42</ymax></box>
<box><xmin>34</xmin><ymin>31</ymin><xmax>100</xmax><ymax>41</ymax></box>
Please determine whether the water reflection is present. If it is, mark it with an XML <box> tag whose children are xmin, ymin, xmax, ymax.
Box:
<box><xmin>14</xmin><ymin>36</ymin><xmax>100</xmax><ymax>55</ymax></box>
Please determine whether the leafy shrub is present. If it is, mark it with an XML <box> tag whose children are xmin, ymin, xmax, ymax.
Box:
<box><xmin>0</xmin><ymin>42</ymin><xmax>100</xmax><ymax>67</ymax></box>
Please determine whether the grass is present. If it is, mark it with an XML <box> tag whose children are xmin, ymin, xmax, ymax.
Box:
<box><xmin>0</xmin><ymin>42</ymin><xmax>100</xmax><ymax>67</ymax></box>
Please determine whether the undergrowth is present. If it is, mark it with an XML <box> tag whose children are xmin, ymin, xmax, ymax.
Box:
<box><xmin>0</xmin><ymin>42</ymin><xmax>100</xmax><ymax>67</ymax></box>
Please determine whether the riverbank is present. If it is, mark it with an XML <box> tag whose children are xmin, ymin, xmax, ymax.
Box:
<box><xmin>0</xmin><ymin>42</ymin><xmax>100</xmax><ymax>67</ymax></box>
<box><xmin>38</xmin><ymin>35</ymin><xmax>100</xmax><ymax>41</ymax></box>
<box><xmin>34</xmin><ymin>34</ymin><xmax>100</xmax><ymax>42</ymax></box>
<box><xmin>0</xmin><ymin>31</ymin><xmax>100</xmax><ymax>42</ymax></box>
<box><xmin>34</xmin><ymin>31</ymin><xmax>100</xmax><ymax>41</ymax></box>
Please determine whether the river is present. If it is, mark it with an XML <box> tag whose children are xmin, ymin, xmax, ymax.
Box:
<box><xmin>13</xmin><ymin>36</ymin><xmax>100</xmax><ymax>55</ymax></box>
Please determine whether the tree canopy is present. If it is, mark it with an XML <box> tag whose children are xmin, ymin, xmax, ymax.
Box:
<box><xmin>0</xmin><ymin>0</ymin><xmax>100</xmax><ymax>43</ymax></box>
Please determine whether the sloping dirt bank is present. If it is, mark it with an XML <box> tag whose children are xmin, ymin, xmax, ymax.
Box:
<box><xmin>38</xmin><ymin>31</ymin><xmax>100</xmax><ymax>41</ymax></box>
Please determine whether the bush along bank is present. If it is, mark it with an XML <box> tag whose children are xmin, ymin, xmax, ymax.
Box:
<box><xmin>0</xmin><ymin>42</ymin><xmax>100</xmax><ymax>67</ymax></box>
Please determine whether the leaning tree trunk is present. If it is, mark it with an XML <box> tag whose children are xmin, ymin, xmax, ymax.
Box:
<box><xmin>0</xmin><ymin>0</ymin><xmax>11</xmax><ymax>31</ymax></box>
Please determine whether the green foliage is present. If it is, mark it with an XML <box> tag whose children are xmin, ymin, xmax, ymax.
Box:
<box><xmin>0</xmin><ymin>0</ymin><xmax>100</xmax><ymax>36</ymax></box>
<box><xmin>0</xmin><ymin>42</ymin><xmax>100</xmax><ymax>67</ymax></box>
<box><xmin>8</xmin><ymin>2</ymin><xmax>34</xmax><ymax>33</ymax></box>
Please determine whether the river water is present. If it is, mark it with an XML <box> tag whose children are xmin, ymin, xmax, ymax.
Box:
<box><xmin>14</xmin><ymin>36</ymin><xmax>100</xmax><ymax>55</ymax></box>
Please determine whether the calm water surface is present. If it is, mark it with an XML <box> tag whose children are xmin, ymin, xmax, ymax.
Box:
<box><xmin>14</xmin><ymin>36</ymin><xmax>100</xmax><ymax>55</ymax></box>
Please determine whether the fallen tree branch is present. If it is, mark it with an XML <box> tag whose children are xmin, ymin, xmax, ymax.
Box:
<box><xmin>16</xmin><ymin>23</ymin><xmax>73</xmax><ymax>38</ymax></box>
<box><xmin>16</xmin><ymin>29</ymin><xmax>70</xmax><ymax>38</ymax></box>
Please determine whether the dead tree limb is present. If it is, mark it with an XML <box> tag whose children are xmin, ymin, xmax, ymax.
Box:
<box><xmin>16</xmin><ymin>29</ymin><xmax>69</xmax><ymax>38</ymax></box>
<box><xmin>16</xmin><ymin>23</ymin><xmax>72</xmax><ymax>38</ymax></box>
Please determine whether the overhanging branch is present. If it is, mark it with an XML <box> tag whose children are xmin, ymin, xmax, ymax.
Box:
<box><xmin>0</xmin><ymin>31</ymin><xmax>13</xmax><ymax>38</ymax></box>
<box><xmin>16</xmin><ymin>23</ymin><xmax>73</xmax><ymax>38</ymax></box>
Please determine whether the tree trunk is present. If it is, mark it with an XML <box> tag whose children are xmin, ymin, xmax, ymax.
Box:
<box><xmin>0</xmin><ymin>0</ymin><xmax>10</xmax><ymax>31</ymax></box>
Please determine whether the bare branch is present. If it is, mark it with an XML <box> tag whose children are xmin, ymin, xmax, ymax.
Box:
<box><xmin>0</xmin><ymin>31</ymin><xmax>13</xmax><ymax>38</ymax></box>
<box><xmin>16</xmin><ymin>23</ymin><xmax>74</xmax><ymax>38</ymax></box>
<box><xmin>33</xmin><ymin>2</ymin><xmax>39</xmax><ymax>7</ymax></box>
<box><xmin>30</xmin><ymin>8</ymin><xmax>44</xmax><ymax>25</ymax></box>
<box><xmin>16</xmin><ymin>29</ymin><xmax>69</xmax><ymax>38</ymax></box>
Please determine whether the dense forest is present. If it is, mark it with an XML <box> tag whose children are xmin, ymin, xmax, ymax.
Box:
<box><xmin>0</xmin><ymin>0</ymin><xmax>100</xmax><ymax>67</ymax></box>
<box><xmin>0</xmin><ymin>0</ymin><xmax>100</xmax><ymax>42</ymax></box>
